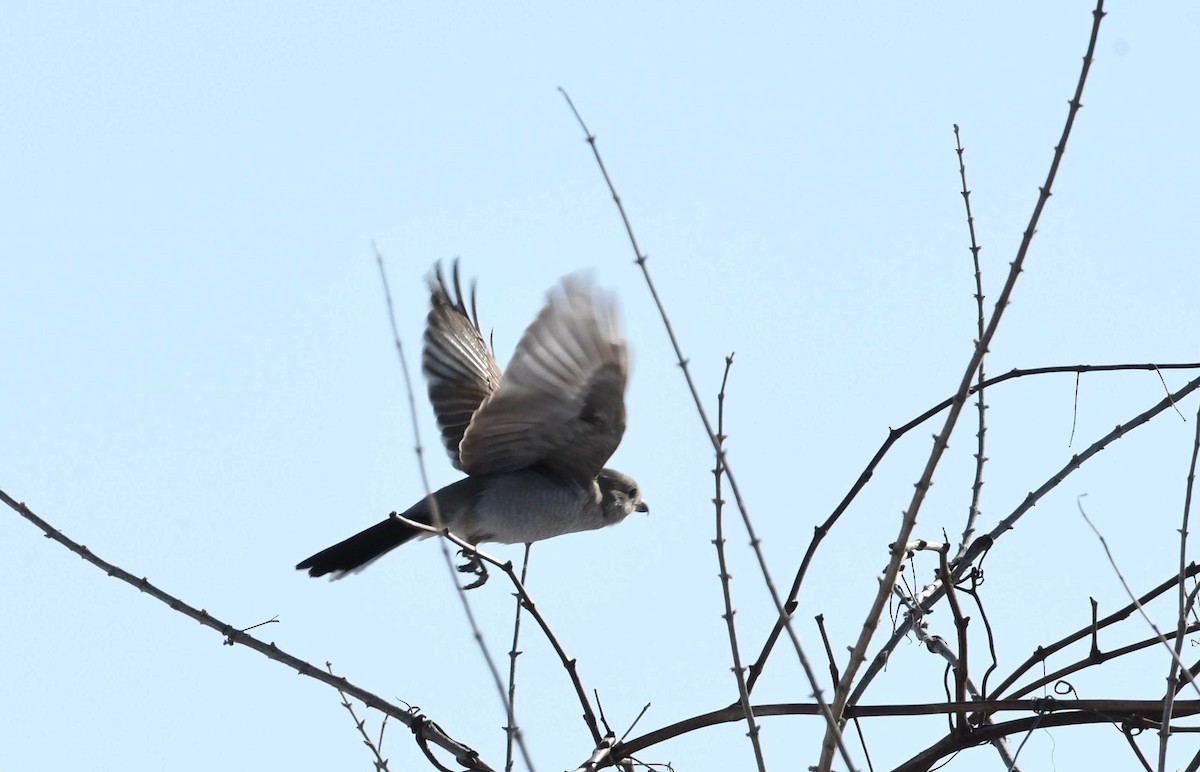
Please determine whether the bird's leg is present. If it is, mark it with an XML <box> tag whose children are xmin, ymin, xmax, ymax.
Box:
<box><xmin>457</xmin><ymin>546</ymin><xmax>488</xmax><ymax>589</ymax></box>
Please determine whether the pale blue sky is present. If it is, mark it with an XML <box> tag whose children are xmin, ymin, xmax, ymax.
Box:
<box><xmin>4</xmin><ymin>2</ymin><xmax>1199</xmax><ymax>770</ymax></box>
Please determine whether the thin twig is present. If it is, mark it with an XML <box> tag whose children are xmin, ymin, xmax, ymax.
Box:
<box><xmin>1163</xmin><ymin>399</ymin><xmax>1200</xmax><ymax>770</ymax></box>
<box><xmin>709</xmin><ymin>353</ymin><xmax>765</xmax><ymax>771</ymax></box>
<box><xmin>1077</xmin><ymin>495</ymin><xmax>1200</xmax><ymax>700</ymax></box>
<box><xmin>1175</xmin><ymin>582</ymin><xmax>1200</xmax><ymax>697</ymax></box>
<box><xmin>850</xmin><ymin>717</ymin><xmax>876</xmax><ymax>772</ymax></box>
<box><xmin>327</xmin><ymin>661</ymin><xmax>391</xmax><ymax>771</ymax></box>
<box><xmin>987</xmin><ymin>565</ymin><xmax>1200</xmax><ymax>704</ymax></box>
<box><xmin>954</xmin><ymin>123</ymin><xmax>989</xmax><ymax>562</ymax></box>
<box><xmin>621</xmin><ymin>704</ymin><xmax>652</xmax><ymax>743</ymax></box>
<box><xmin>374</xmin><ymin>245</ymin><xmax>539</xmax><ymax>769</ymax></box>
<box><xmin>559</xmin><ymin>88</ymin><xmax>856</xmax><ymax>770</ymax></box>
<box><xmin>1070</xmin><ymin>371</ymin><xmax>1082</xmax><ymax>446</ymax></box>
<box><xmin>391</xmin><ymin>514</ymin><xmax>604</xmax><ymax>744</ymax></box>
<box><xmin>1155</xmin><ymin>364</ymin><xmax>1188</xmax><ymax>421</ymax></box>
<box><xmin>1121</xmin><ymin>725</ymin><xmax>1157</xmax><ymax>772</ymax></box>
<box><xmin>938</xmin><ymin>548</ymin><xmax>969</xmax><ymax>734</ymax></box>
<box><xmin>957</xmin><ymin>569</ymin><xmax>1001</xmax><ymax>699</ymax></box>
<box><xmin>506</xmin><ymin>544</ymin><xmax>534</xmax><ymax>772</ymax></box>
<box><xmin>816</xmin><ymin>615</ymin><xmax>840</xmax><ymax>686</ymax></box>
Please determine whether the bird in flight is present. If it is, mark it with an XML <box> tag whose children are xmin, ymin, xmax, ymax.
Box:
<box><xmin>296</xmin><ymin>261</ymin><xmax>646</xmax><ymax>580</ymax></box>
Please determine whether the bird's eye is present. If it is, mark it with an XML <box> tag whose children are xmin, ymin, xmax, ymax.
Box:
<box><xmin>630</xmin><ymin>487</ymin><xmax>638</xmax><ymax>497</ymax></box>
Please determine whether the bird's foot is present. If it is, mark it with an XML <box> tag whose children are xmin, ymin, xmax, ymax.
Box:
<box><xmin>457</xmin><ymin>548</ymin><xmax>489</xmax><ymax>589</ymax></box>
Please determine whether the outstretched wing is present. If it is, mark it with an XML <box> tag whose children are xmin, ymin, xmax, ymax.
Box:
<box><xmin>422</xmin><ymin>261</ymin><xmax>503</xmax><ymax>469</ymax></box>
<box><xmin>459</xmin><ymin>274</ymin><xmax>629</xmax><ymax>487</ymax></box>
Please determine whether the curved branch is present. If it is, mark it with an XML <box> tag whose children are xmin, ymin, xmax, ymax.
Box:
<box><xmin>747</xmin><ymin>361</ymin><xmax>1200</xmax><ymax>692</ymax></box>
<box><xmin>851</xmin><ymin>374</ymin><xmax>1200</xmax><ymax>704</ymax></box>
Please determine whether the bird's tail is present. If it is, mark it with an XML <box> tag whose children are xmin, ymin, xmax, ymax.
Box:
<box><xmin>296</xmin><ymin>515</ymin><xmax>423</xmax><ymax>578</ymax></box>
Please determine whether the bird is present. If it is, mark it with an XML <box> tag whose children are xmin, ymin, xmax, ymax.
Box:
<box><xmin>296</xmin><ymin>261</ymin><xmax>647</xmax><ymax>579</ymax></box>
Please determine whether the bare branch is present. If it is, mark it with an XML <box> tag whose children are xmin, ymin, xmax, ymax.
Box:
<box><xmin>821</xmin><ymin>8</ymin><xmax>1110</xmax><ymax>762</ymax></box>
<box><xmin>709</xmin><ymin>353</ymin><xmax>766</xmax><ymax>771</ymax></box>
<box><xmin>374</xmin><ymin>245</ymin><xmax>542</xmax><ymax>768</ymax></box>
<box><xmin>853</xmin><ymin>374</ymin><xmax>1200</xmax><ymax>704</ymax></box>
<box><xmin>747</xmin><ymin>362</ymin><xmax>1200</xmax><ymax>693</ymax></box>
<box><xmin>560</xmin><ymin>88</ymin><xmax>856</xmax><ymax>770</ymax></box>
<box><xmin>1</xmin><ymin>488</ymin><xmax>495</xmax><ymax>771</ymax></box>
<box><xmin>506</xmin><ymin>544</ymin><xmax>534</xmax><ymax>772</ymax></box>
<box><xmin>953</xmin><ymin>123</ymin><xmax>989</xmax><ymax>561</ymax></box>
<box><xmin>1162</xmin><ymin>398</ymin><xmax>1200</xmax><ymax>769</ymax></box>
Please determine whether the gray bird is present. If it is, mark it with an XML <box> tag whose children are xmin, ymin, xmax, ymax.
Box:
<box><xmin>296</xmin><ymin>262</ymin><xmax>647</xmax><ymax>579</ymax></box>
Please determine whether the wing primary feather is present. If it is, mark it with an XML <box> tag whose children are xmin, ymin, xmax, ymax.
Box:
<box><xmin>457</xmin><ymin>272</ymin><xmax>629</xmax><ymax>485</ymax></box>
<box><xmin>423</xmin><ymin>260</ymin><xmax>503</xmax><ymax>468</ymax></box>
<box><xmin>451</xmin><ymin>260</ymin><xmax>466</xmax><ymax>316</ymax></box>
<box><xmin>470</xmin><ymin>279</ymin><xmax>483</xmax><ymax>333</ymax></box>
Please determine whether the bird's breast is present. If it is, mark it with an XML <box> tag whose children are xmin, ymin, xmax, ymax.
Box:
<box><xmin>466</xmin><ymin>469</ymin><xmax>607</xmax><ymax>544</ymax></box>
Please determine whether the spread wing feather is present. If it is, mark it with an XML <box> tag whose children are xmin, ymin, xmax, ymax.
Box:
<box><xmin>421</xmin><ymin>261</ymin><xmax>503</xmax><ymax>469</ymax></box>
<box><xmin>458</xmin><ymin>274</ymin><xmax>628</xmax><ymax>486</ymax></box>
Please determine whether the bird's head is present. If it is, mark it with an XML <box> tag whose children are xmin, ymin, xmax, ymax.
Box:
<box><xmin>597</xmin><ymin>468</ymin><xmax>649</xmax><ymax>522</ymax></box>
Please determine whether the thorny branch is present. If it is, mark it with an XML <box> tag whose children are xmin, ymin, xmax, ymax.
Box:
<box><xmin>954</xmin><ymin>122</ymin><xmax>989</xmax><ymax>562</ymax></box>
<box><xmin>852</xmin><ymin>374</ymin><xmax>1200</xmax><ymax>705</ymax></box>
<box><xmin>0</xmin><ymin>488</ymin><xmax>495</xmax><ymax>772</ymax></box>
<box><xmin>560</xmin><ymin>88</ymin><xmax>857</xmax><ymax>770</ymax></box>
<box><xmin>747</xmin><ymin>362</ymin><xmax>1200</xmax><ymax>693</ymax></box>
<box><xmin>821</xmin><ymin>7</ymin><xmax>1109</xmax><ymax>765</ymax></box>
<box><xmin>709</xmin><ymin>354</ymin><xmax>766</xmax><ymax>771</ymax></box>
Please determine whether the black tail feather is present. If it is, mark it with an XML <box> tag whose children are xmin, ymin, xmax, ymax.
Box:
<box><xmin>296</xmin><ymin>516</ymin><xmax>421</xmax><ymax>578</ymax></box>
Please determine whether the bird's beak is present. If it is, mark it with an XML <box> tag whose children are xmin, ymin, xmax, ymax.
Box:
<box><xmin>636</xmin><ymin>501</ymin><xmax>649</xmax><ymax>514</ymax></box>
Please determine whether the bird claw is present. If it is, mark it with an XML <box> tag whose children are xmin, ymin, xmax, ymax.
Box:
<box><xmin>457</xmin><ymin>549</ymin><xmax>488</xmax><ymax>589</ymax></box>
